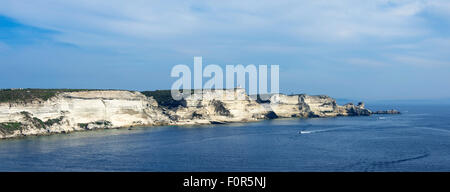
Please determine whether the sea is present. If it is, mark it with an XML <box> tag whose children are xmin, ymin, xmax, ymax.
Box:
<box><xmin>1</xmin><ymin>104</ymin><xmax>449</xmax><ymax>172</ymax></box>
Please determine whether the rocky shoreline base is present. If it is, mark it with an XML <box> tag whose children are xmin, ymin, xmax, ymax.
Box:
<box><xmin>0</xmin><ymin>89</ymin><xmax>399</xmax><ymax>139</ymax></box>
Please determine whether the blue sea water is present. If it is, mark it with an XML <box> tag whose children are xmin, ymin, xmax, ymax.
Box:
<box><xmin>0</xmin><ymin>104</ymin><xmax>449</xmax><ymax>172</ymax></box>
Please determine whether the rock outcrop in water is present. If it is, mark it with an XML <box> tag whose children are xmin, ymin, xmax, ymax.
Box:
<box><xmin>0</xmin><ymin>88</ymin><xmax>391</xmax><ymax>139</ymax></box>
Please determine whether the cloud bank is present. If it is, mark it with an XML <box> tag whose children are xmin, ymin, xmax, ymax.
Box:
<box><xmin>0</xmin><ymin>0</ymin><xmax>449</xmax><ymax>99</ymax></box>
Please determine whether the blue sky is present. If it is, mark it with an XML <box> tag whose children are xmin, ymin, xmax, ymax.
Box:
<box><xmin>1</xmin><ymin>0</ymin><xmax>450</xmax><ymax>100</ymax></box>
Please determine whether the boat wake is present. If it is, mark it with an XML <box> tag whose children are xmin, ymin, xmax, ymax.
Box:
<box><xmin>299</xmin><ymin>130</ymin><xmax>325</xmax><ymax>134</ymax></box>
<box><xmin>299</xmin><ymin>127</ymin><xmax>348</xmax><ymax>134</ymax></box>
<box><xmin>343</xmin><ymin>153</ymin><xmax>430</xmax><ymax>172</ymax></box>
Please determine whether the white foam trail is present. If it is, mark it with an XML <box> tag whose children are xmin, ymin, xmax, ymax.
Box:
<box><xmin>299</xmin><ymin>130</ymin><xmax>314</xmax><ymax>134</ymax></box>
<box><xmin>299</xmin><ymin>127</ymin><xmax>355</xmax><ymax>134</ymax></box>
<box><xmin>299</xmin><ymin>129</ymin><xmax>330</xmax><ymax>134</ymax></box>
<box><xmin>417</xmin><ymin>127</ymin><xmax>450</xmax><ymax>134</ymax></box>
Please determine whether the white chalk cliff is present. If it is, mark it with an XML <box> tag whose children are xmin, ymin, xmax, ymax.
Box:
<box><xmin>0</xmin><ymin>89</ymin><xmax>371</xmax><ymax>139</ymax></box>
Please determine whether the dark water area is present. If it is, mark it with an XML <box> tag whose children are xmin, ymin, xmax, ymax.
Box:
<box><xmin>1</xmin><ymin>104</ymin><xmax>450</xmax><ymax>171</ymax></box>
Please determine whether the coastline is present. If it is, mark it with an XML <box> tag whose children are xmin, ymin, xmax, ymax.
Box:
<box><xmin>0</xmin><ymin>88</ymin><xmax>398</xmax><ymax>139</ymax></box>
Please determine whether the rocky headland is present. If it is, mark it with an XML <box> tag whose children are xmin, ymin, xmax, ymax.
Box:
<box><xmin>0</xmin><ymin>88</ymin><xmax>398</xmax><ymax>139</ymax></box>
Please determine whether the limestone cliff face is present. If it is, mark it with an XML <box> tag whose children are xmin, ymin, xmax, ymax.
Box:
<box><xmin>168</xmin><ymin>89</ymin><xmax>269</xmax><ymax>125</ymax></box>
<box><xmin>0</xmin><ymin>91</ymin><xmax>171</xmax><ymax>139</ymax></box>
<box><xmin>166</xmin><ymin>89</ymin><xmax>370</xmax><ymax>124</ymax></box>
<box><xmin>269</xmin><ymin>94</ymin><xmax>370</xmax><ymax>118</ymax></box>
<box><xmin>0</xmin><ymin>89</ymin><xmax>373</xmax><ymax>139</ymax></box>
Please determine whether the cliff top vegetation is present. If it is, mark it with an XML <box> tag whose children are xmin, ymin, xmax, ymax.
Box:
<box><xmin>0</xmin><ymin>89</ymin><xmax>110</xmax><ymax>103</ymax></box>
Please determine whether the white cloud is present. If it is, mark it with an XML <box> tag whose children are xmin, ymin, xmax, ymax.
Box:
<box><xmin>1</xmin><ymin>0</ymin><xmax>450</xmax><ymax>68</ymax></box>
<box><xmin>1</xmin><ymin>0</ymin><xmax>448</xmax><ymax>47</ymax></box>
<box><xmin>1</xmin><ymin>0</ymin><xmax>450</xmax><ymax>98</ymax></box>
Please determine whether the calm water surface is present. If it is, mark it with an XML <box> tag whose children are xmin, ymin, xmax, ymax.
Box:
<box><xmin>1</xmin><ymin>104</ymin><xmax>449</xmax><ymax>171</ymax></box>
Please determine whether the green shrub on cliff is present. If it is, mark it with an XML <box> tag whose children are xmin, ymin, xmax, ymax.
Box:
<box><xmin>0</xmin><ymin>122</ymin><xmax>23</xmax><ymax>134</ymax></box>
<box><xmin>44</xmin><ymin>116</ymin><xmax>64</xmax><ymax>126</ymax></box>
<box><xmin>78</xmin><ymin>123</ymin><xmax>89</xmax><ymax>129</ymax></box>
<box><xmin>94</xmin><ymin>120</ymin><xmax>112</xmax><ymax>126</ymax></box>
<box><xmin>77</xmin><ymin>120</ymin><xmax>112</xmax><ymax>129</ymax></box>
<box><xmin>0</xmin><ymin>89</ymin><xmax>101</xmax><ymax>103</ymax></box>
<box><xmin>141</xmin><ymin>90</ymin><xmax>192</xmax><ymax>108</ymax></box>
<box><xmin>19</xmin><ymin>111</ymin><xmax>65</xmax><ymax>129</ymax></box>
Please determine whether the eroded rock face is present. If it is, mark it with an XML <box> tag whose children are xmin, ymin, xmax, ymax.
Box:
<box><xmin>336</xmin><ymin>103</ymin><xmax>372</xmax><ymax>116</ymax></box>
<box><xmin>268</xmin><ymin>94</ymin><xmax>370</xmax><ymax>118</ymax></box>
<box><xmin>169</xmin><ymin>89</ymin><xmax>270</xmax><ymax>125</ymax></box>
<box><xmin>0</xmin><ymin>89</ymin><xmax>378</xmax><ymax>139</ymax></box>
<box><xmin>167</xmin><ymin>90</ymin><xmax>372</xmax><ymax>124</ymax></box>
<box><xmin>0</xmin><ymin>91</ymin><xmax>171</xmax><ymax>139</ymax></box>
